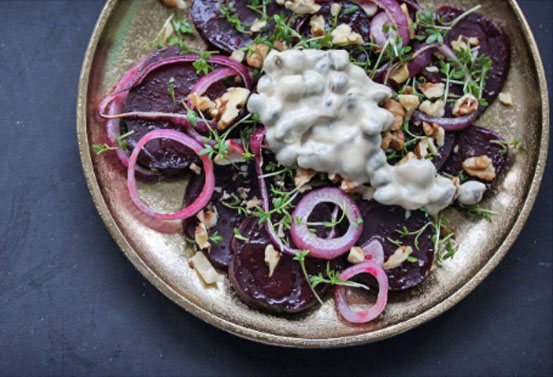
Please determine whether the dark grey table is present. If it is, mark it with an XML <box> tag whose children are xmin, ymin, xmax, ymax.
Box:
<box><xmin>0</xmin><ymin>1</ymin><xmax>551</xmax><ymax>376</ymax></box>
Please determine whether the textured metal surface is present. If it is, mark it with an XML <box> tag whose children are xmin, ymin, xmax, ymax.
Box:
<box><xmin>77</xmin><ymin>0</ymin><xmax>549</xmax><ymax>347</ymax></box>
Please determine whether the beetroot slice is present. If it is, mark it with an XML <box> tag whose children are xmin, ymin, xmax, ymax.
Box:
<box><xmin>121</xmin><ymin>46</ymin><xmax>227</xmax><ymax>176</ymax></box>
<box><xmin>356</xmin><ymin>201</ymin><xmax>435</xmax><ymax>291</ymax></box>
<box><xmin>296</xmin><ymin>1</ymin><xmax>371</xmax><ymax>40</ymax></box>
<box><xmin>184</xmin><ymin>163</ymin><xmax>258</xmax><ymax>269</ymax></box>
<box><xmin>438</xmin><ymin>6</ymin><xmax>510</xmax><ymax>111</ymax></box>
<box><xmin>229</xmin><ymin>216</ymin><xmax>342</xmax><ymax>313</ymax></box>
<box><xmin>441</xmin><ymin>125</ymin><xmax>506</xmax><ymax>189</ymax></box>
<box><xmin>192</xmin><ymin>0</ymin><xmax>289</xmax><ymax>54</ymax></box>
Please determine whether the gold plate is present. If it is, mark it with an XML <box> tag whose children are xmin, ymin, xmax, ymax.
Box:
<box><xmin>77</xmin><ymin>0</ymin><xmax>549</xmax><ymax>347</ymax></box>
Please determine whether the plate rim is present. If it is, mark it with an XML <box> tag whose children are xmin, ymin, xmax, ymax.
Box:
<box><xmin>76</xmin><ymin>0</ymin><xmax>550</xmax><ymax>348</ymax></box>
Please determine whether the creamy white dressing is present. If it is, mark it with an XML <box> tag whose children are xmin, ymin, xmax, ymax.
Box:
<box><xmin>247</xmin><ymin>49</ymin><xmax>459</xmax><ymax>214</ymax></box>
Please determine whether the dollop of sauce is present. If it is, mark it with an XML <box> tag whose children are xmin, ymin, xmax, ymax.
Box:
<box><xmin>247</xmin><ymin>49</ymin><xmax>457</xmax><ymax>214</ymax></box>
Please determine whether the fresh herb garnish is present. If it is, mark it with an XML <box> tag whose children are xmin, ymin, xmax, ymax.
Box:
<box><xmin>490</xmin><ymin>138</ymin><xmax>527</xmax><ymax>156</ymax></box>
<box><xmin>458</xmin><ymin>203</ymin><xmax>496</xmax><ymax>222</ymax></box>
<box><xmin>209</xmin><ymin>231</ymin><xmax>223</xmax><ymax>244</ymax></box>
<box><xmin>233</xmin><ymin>227</ymin><xmax>249</xmax><ymax>242</ymax></box>
<box><xmin>92</xmin><ymin>130</ymin><xmax>135</xmax><ymax>155</ymax></box>
<box><xmin>168</xmin><ymin>77</ymin><xmax>176</xmax><ymax>105</ymax></box>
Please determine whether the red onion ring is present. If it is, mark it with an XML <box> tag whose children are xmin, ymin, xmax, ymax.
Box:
<box><xmin>291</xmin><ymin>188</ymin><xmax>363</xmax><ymax>260</ymax></box>
<box><xmin>401</xmin><ymin>0</ymin><xmax>423</xmax><ymax>12</ymax></box>
<box><xmin>412</xmin><ymin>110</ymin><xmax>478</xmax><ymax>131</ymax></box>
<box><xmin>334</xmin><ymin>261</ymin><xmax>388</xmax><ymax>323</ymax></box>
<box><xmin>370</xmin><ymin>11</ymin><xmax>393</xmax><ymax>47</ymax></box>
<box><xmin>127</xmin><ymin>129</ymin><xmax>215</xmax><ymax>220</ymax></box>
<box><xmin>362</xmin><ymin>239</ymin><xmax>385</xmax><ymax>265</ymax></box>
<box><xmin>370</xmin><ymin>0</ymin><xmax>410</xmax><ymax>45</ymax></box>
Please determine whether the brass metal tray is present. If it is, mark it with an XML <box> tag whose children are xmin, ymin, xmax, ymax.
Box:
<box><xmin>77</xmin><ymin>0</ymin><xmax>549</xmax><ymax>347</ymax></box>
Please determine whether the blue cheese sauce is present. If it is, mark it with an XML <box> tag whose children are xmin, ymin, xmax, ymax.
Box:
<box><xmin>248</xmin><ymin>49</ymin><xmax>477</xmax><ymax>214</ymax></box>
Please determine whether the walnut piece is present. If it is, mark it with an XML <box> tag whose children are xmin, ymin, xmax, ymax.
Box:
<box><xmin>396</xmin><ymin>151</ymin><xmax>417</xmax><ymax>166</ymax></box>
<box><xmin>382</xmin><ymin>246</ymin><xmax>413</xmax><ymax>270</ymax></box>
<box><xmin>209</xmin><ymin>87</ymin><xmax>251</xmax><ymax>130</ymax></box>
<box><xmin>250</xmin><ymin>19</ymin><xmax>267</xmax><ymax>33</ymax></box>
<box><xmin>330</xmin><ymin>3</ymin><xmax>341</xmax><ymax>16</ymax></box>
<box><xmin>310</xmin><ymin>15</ymin><xmax>326</xmax><ymax>37</ymax></box>
<box><xmin>229</xmin><ymin>49</ymin><xmax>245</xmax><ymax>63</ymax></box>
<box><xmin>384</xmin><ymin>99</ymin><xmax>406</xmax><ymax>131</ymax></box>
<box><xmin>294</xmin><ymin>168</ymin><xmax>317</xmax><ymax>188</ymax></box>
<box><xmin>246</xmin><ymin>44</ymin><xmax>270</xmax><ymax>69</ymax></box>
<box><xmin>347</xmin><ymin>246</ymin><xmax>365</xmax><ymax>264</ymax></box>
<box><xmin>420</xmin><ymin>82</ymin><xmax>445</xmax><ymax>99</ymax></box>
<box><xmin>381</xmin><ymin>131</ymin><xmax>393</xmax><ymax>150</ymax></box>
<box><xmin>390</xmin><ymin>130</ymin><xmax>405</xmax><ymax>151</ymax></box>
<box><xmin>331</xmin><ymin>24</ymin><xmax>363</xmax><ymax>45</ymax></box>
<box><xmin>194</xmin><ymin>223</ymin><xmax>211</xmax><ymax>250</ymax></box>
<box><xmin>453</xmin><ymin>94</ymin><xmax>479</xmax><ymax>117</ymax></box>
<box><xmin>451</xmin><ymin>35</ymin><xmax>469</xmax><ymax>52</ymax></box>
<box><xmin>419</xmin><ymin>99</ymin><xmax>445</xmax><ymax>118</ymax></box>
<box><xmin>390</xmin><ymin>64</ymin><xmax>410</xmax><ymax>84</ymax></box>
<box><xmin>284</xmin><ymin>0</ymin><xmax>321</xmax><ymax>14</ymax></box>
<box><xmin>340</xmin><ymin>179</ymin><xmax>358</xmax><ymax>193</ymax></box>
<box><xmin>499</xmin><ymin>92</ymin><xmax>514</xmax><ymax>107</ymax></box>
<box><xmin>196</xmin><ymin>208</ymin><xmax>218</xmax><ymax>229</ymax></box>
<box><xmin>398</xmin><ymin>94</ymin><xmax>420</xmax><ymax>118</ymax></box>
<box><xmin>462</xmin><ymin>155</ymin><xmax>496</xmax><ymax>181</ymax></box>
<box><xmin>264</xmin><ymin>245</ymin><xmax>280</xmax><ymax>277</ymax></box>
<box><xmin>190</xmin><ymin>252</ymin><xmax>222</xmax><ymax>285</ymax></box>
<box><xmin>188</xmin><ymin>93</ymin><xmax>215</xmax><ymax>112</ymax></box>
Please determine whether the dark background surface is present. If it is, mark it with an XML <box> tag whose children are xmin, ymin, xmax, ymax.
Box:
<box><xmin>0</xmin><ymin>0</ymin><xmax>551</xmax><ymax>376</ymax></box>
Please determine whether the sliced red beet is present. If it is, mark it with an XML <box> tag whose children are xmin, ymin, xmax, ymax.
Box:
<box><xmin>355</xmin><ymin>201</ymin><xmax>435</xmax><ymax>291</ymax></box>
<box><xmin>438</xmin><ymin>6</ymin><xmax>510</xmax><ymax>111</ymax></box>
<box><xmin>184</xmin><ymin>163</ymin><xmax>258</xmax><ymax>269</ymax></box>
<box><xmin>121</xmin><ymin>46</ymin><xmax>227</xmax><ymax>176</ymax></box>
<box><xmin>192</xmin><ymin>0</ymin><xmax>290</xmax><ymax>54</ymax></box>
<box><xmin>229</xmin><ymin>216</ymin><xmax>342</xmax><ymax>313</ymax></box>
<box><xmin>441</xmin><ymin>125</ymin><xmax>506</xmax><ymax>189</ymax></box>
<box><xmin>296</xmin><ymin>1</ymin><xmax>371</xmax><ymax>40</ymax></box>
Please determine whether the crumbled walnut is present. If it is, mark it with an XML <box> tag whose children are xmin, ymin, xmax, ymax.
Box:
<box><xmin>229</xmin><ymin>49</ymin><xmax>245</xmax><ymax>63</ymax></box>
<box><xmin>420</xmin><ymin>82</ymin><xmax>445</xmax><ymax>99</ymax></box>
<box><xmin>462</xmin><ymin>155</ymin><xmax>496</xmax><ymax>181</ymax></box>
<box><xmin>331</xmin><ymin>24</ymin><xmax>363</xmax><ymax>45</ymax></box>
<box><xmin>422</xmin><ymin>121</ymin><xmax>434</xmax><ymax>137</ymax></box>
<box><xmin>197</xmin><ymin>208</ymin><xmax>218</xmax><ymax>229</ymax></box>
<box><xmin>264</xmin><ymin>245</ymin><xmax>280</xmax><ymax>277</ymax></box>
<box><xmin>250</xmin><ymin>18</ymin><xmax>267</xmax><ymax>32</ymax></box>
<box><xmin>384</xmin><ymin>99</ymin><xmax>406</xmax><ymax>131</ymax></box>
<box><xmin>190</xmin><ymin>252</ymin><xmax>222</xmax><ymax>285</ymax></box>
<box><xmin>398</xmin><ymin>94</ymin><xmax>420</xmax><ymax>118</ymax></box>
<box><xmin>390</xmin><ymin>130</ymin><xmax>405</xmax><ymax>151</ymax></box>
<box><xmin>189</xmin><ymin>162</ymin><xmax>202</xmax><ymax>175</ymax></box>
<box><xmin>274</xmin><ymin>40</ymin><xmax>288</xmax><ymax>51</ymax></box>
<box><xmin>396</xmin><ymin>152</ymin><xmax>417</xmax><ymax>166</ymax></box>
<box><xmin>188</xmin><ymin>93</ymin><xmax>215</xmax><ymax>112</ymax></box>
<box><xmin>414</xmin><ymin>139</ymin><xmax>430</xmax><ymax>159</ymax></box>
<box><xmin>194</xmin><ymin>223</ymin><xmax>211</xmax><ymax>250</ymax></box>
<box><xmin>328</xmin><ymin>173</ymin><xmax>341</xmax><ymax>184</ymax></box>
<box><xmin>451</xmin><ymin>35</ymin><xmax>469</xmax><ymax>51</ymax></box>
<box><xmin>390</xmin><ymin>64</ymin><xmax>410</xmax><ymax>84</ymax></box>
<box><xmin>340</xmin><ymin>179</ymin><xmax>357</xmax><ymax>192</ymax></box>
<box><xmin>419</xmin><ymin>99</ymin><xmax>445</xmax><ymax>118</ymax></box>
<box><xmin>499</xmin><ymin>92</ymin><xmax>514</xmax><ymax>107</ymax></box>
<box><xmin>468</xmin><ymin>37</ymin><xmax>480</xmax><ymax>46</ymax></box>
<box><xmin>160</xmin><ymin>0</ymin><xmax>186</xmax><ymax>9</ymax></box>
<box><xmin>330</xmin><ymin>3</ymin><xmax>341</xmax><ymax>16</ymax></box>
<box><xmin>435</xmin><ymin>125</ymin><xmax>445</xmax><ymax>147</ymax></box>
<box><xmin>284</xmin><ymin>0</ymin><xmax>321</xmax><ymax>14</ymax></box>
<box><xmin>236</xmin><ymin>187</ymin><xmax>250</xmax><ymax>200</ymax></box>
<box><xmin>347</xmin><ymin>246</ymin><xmax>365</xmax><ymax>264</ymax></box>
<box><xmin>382</xmin><ymin>246</ymin><xmax>413</xmax><ymax>270</ymax></box>
<box><xmin>294</xmin><ymin>168</ymin><xmax>316</xmax><ymax>188</ymax></box>
<box><xmin>453</xmin><ymin>94</ymin><xmax>479</xmax><ymax>117</ymax></box>
<box><xmin>310</xmin><ymin>15</ymin><xmax>326</xmax><ymax>37</ymax></box>
<box><xmin>209</xmin><ymin>87</ymin><xmax>251</xmax><ymax>129</ymax></box>
<box><xmin>246</xmin><ymin>196</ymin><xmax>262</xmax><ymax>209</ymax></box>
<box><xmin>246</xmin><ymin>44</ymin><xmax>270</xmax><ymax>69</ymax></box>
<box><xmin>381</xmin><ymin>131</ymin><xmax>393</xmax><ymax>150</ymax></box>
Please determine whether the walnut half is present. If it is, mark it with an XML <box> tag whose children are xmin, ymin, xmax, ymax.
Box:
<box><xmin>462</xmin><ymin>155</ymin><xmax>496</xmax><ymax>181</ymax></box>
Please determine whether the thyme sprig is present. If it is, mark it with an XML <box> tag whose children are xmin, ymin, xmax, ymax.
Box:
<box><xmin>490</xmin><ymin>138</ymin><xmax>527</xmax><ymax>156</ymax></box>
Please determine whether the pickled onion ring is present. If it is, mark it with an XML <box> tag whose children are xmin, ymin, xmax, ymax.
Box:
<box><xmin>335</xmin><ymin>261</ymin><xmax>388</xmax><ymax>323</ymax></box>
<box><xmin>127</xmin><ymin>129</ymin><xmax>214</xmax><ymax>220</ymax></box>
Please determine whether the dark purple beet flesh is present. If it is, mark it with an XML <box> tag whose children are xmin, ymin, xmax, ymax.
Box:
<box><xmin>405</xmin><ymin>123</ymin><xmax>457</xmax><ymax>170</ymax></box>
<box><xmin>356</xmin><ymin>201</ymin><xmax>435</xmax><ymax>291</ymax></box>
<box><xmin>438</xmin><ymin>6</ymin><xmax>511</xmax><ymax>111</ymax></box>
<box><xmin>441</xmin><ymin>125</ymin><xmax>506</xmax><ymax>189</ymax></box>
<box><xmin>192</xmin><ymin>0</ymin><xmax>290</xmax><ymax>54</ymax></box>
<box><xmin>296</xmin><ymin>1</ymin><xmax>371</xmax><ymax>39</ymax></box>
<box><xmin>122</xmin><ymin>46</ymin><xmax>227</xmax><ymax>176</ymax></box>
<box><xmin>184</xmin><ymin>163</ymin><xmax>258</xmax><ymax>269</ymax></box>
<box><xmin>229</xmin><ymin>216</ymin><xmax>342</xmax><ymax>313</ymax></box>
